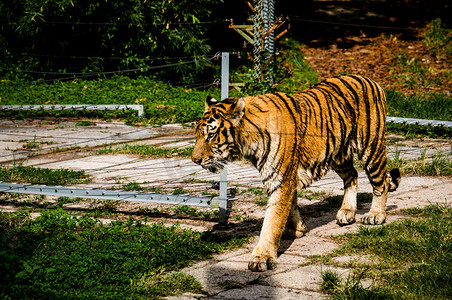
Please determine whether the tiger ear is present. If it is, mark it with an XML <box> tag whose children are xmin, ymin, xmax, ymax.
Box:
<box><xmin>205</xmin><ymin>96</ymin><xmax>218</xmax><ymax>112</ymax></box>
<box><xmin>230</xmin><ymin>97</ymin><xmax>245</xmax><ymax>125</ymax></box>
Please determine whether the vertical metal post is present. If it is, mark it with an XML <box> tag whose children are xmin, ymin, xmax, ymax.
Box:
<box><xmin>219</xmin><ymin>52</ymin><xmax>229</xmax><ymax>225</ymax></box>
<box><xmin>263</xmin><ymin>0</ymin><xmax>275</xmax><ymax>85</ymax></box>
<box><xmin>252</xmin><ymin>0</ymin><xmax>275</xmax><ymax>84</ymax></box>
<box><xmin>253</xmin><ymin>0</ymin><xmax>263</xmax><ymax>81</ymax></box>
<box><xmin>221</xmin><ymin>53</ymin><xmax>229</xmax><ymax>100</ymax></box>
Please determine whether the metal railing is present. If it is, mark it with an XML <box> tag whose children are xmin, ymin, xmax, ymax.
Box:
<box><xmin>386</xmin><ymin>116</ymin><xmax>452</xmax><ymax>128</ymax></box>
<box><xmin>0</xmin><ymin>104</ymin><xmax>144</xmax><ymax>117</ymax></box>
<box><xmin>0</xmin><ymin>182</ymin><xmax>223</xmax><ymax>208</ymax></box>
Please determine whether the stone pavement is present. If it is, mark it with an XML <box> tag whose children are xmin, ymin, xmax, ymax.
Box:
<box><xmin>1</xmin><ymin>120</ymin><xmax>451</xmax><ymax>299</ymax></box>
<box><xmin>163</xmin><ymin>174</ymin><xmax>452</xmax><ymax>299</ymax></box>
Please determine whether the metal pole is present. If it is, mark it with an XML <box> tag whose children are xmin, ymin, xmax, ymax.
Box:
<box><xmin>253</xmin><ymin>0</ymin><xmax>263</xmax><ymax>81</ymax></box>
<box><xmin>221</xmin><ymin>53</ymin><xmax>229</xmax><ymax>100</ymax></box>
<box><xmin>263</xmin><ymin>0</ymin><xmax>275</xmax><ymax>85</ymax></box>
<box><xmin>219</xmin><ymin>52</ymin><xmax>229</xmax><ymax>225</ymax></box>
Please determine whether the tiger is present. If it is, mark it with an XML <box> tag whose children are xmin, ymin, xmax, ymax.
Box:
<box><xmin>192</xmin><ymin>74</ymin><xmax>401</xmax><ymax>272</ymax></box>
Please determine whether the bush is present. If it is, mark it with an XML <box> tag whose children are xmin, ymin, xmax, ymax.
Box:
<box><xmin>0</xmin><ymin>0</ymin><xmax>220</xmax><ymax>81</ymax></box>
<box><xmin>423</xmin><ymin>18</ymin><xmax>452</xmax><ymax>61</ymax></box>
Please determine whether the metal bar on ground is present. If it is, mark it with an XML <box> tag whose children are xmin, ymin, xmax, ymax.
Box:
<box><xmin>0</xmin><ymin>182</ymin><xmax>221</xmax><ymax>208</ymax></box>
<box><xmin>0</xmin><ymin>105</ymin><xmax>144</xmax><ymax>117</ymax></box>
<box><xmin>386</xmin><ymin>116</ymin><xmax>452</xmax><ymax>128</ymax></box>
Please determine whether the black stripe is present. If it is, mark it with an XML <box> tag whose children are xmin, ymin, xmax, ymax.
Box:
<box><xmin>366</xmin><ymin>149</ymin><xmax>387</xmax><ymax>175</ymax></box>
<box><xmin>250</xmin><ymin>102</ymin><xmax>269</xmax><ymax>113</ymax></box>
<box><xmin>355</xmin><ymin>77</ymin><xmax>372</xmax><ymax>149</ymax></box>
<box><xmin>323</xmin><ymin>81</ymin><xmax>357</xmax><ymax>121</ymax></box>
<box><xmin>305</xmin><ymin>90</ymin><xmax>324</xmax><ymax>134</ymax></box>
<box><xmin>273</xmin><ymin>93</ymin><xmax>301</xmax><ymax>176</ymax></box>
<box><xmin>273</xmin><ymin>93</ymin><xmax>297</xmax><ymax>125</ymax></box>
<box><xmin>242</xmin><ymin>115</ymin><xmax>271</xmax><ymax>171</ymax></box>
<box><xmin>316</xmin><ymin>89</ymin><xmax>336</xmax><ymax>151</ymax></box>
<box><xmin>318</xmin><ymin>86</ymin><xmax>349</xmax><ymax>147</ymax></box>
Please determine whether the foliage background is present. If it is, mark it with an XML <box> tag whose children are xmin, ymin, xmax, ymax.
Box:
<box><xmin>0</xmin><ymin>0</ymin><xmax>222</xmax><ymax>82</ymax></box>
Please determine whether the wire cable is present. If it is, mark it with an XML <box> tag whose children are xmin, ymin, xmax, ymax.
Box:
<box><xmin>291</xmin><ymin>18</ymin><xmax>418</xmax><ymax>31</ymax></box>
<box><xmin>0</xmin><ymin>54</ymin><xmax>217</xmax><ymax>83</ymax></box>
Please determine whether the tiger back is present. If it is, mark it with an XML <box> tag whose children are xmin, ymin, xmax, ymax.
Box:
<box><xmin>192</xmin><ymin>74</ymin><xmax>401</xmax><ymax>272</ymax></box>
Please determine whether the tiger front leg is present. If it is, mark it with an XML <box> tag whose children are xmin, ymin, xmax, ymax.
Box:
<box><xmin>248</xmin><ymin>188</ymin><xmax>293</xmax><ymax>272</ymax></box>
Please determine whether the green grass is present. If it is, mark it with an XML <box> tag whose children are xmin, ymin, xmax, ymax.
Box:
<box><xmin>55</xmin><ymin>196</ymin><xmax>82</xmax><ymax>208</ymax></box>
<box><xmin>0</xmin><ymin>76</ymin><xmax>217</xmax><ymax>125</ymax></box>
<box><xmin>21</xmin><ymin>137</ymin><xmax>41</xmax><ymax>149</ymax></box>
<box><xmin>320</xmin><ymin>268</ymin><xmax>390</xmax><ymax>300</ymax></box>
<box><xmin>322</xmin><ymin>203</ymin><xmax>452</xmax><ymax>299</ymax></box>
<box><xmin>120</xmin><ymin>182</ymin><xmax>145</xmax><ymax>191</ymax></box>
<box><xmin>255</xmin><ymin>196</ymin><xmax>268</xmax><ymax>207</ymax></box>
<box><xmin>0</xmin><ymin>208</ymin><xmax>248</xmax><ymax>299</ymax></box>
<box><xmin>246</xmin><ymin>186</ymin><xmax>264</xmax><ymax>196</ymax></box>
<box><xmin>93</xmin><ymin>144</ymin><xmax>193</xmax><ymax>158</ymax></box>
<box><xmin>173</xmin><ymin>188</ymin><xmax>188</xmax><ymax>195</ymax></box>
<box><xmin>0</xmin><ymin>165</ymin><xmax>91</xmax><ymax>185</ymax></box>
<box><xmin>75</xmin><ymin>120</ymin><xmax>96</xmax><ymax>127</ymax></box>
<box><xmin>392</xmin><ymin>52</ymin><xmax>450</xmax><ymax>90</ymax></box>
<box><xmin>386</xmin><ymin>90</ymin><xmax>452</xmax><ymax>122</ymax></box>
<box><xmin>96</xmin><ymin>144</ymin><xmax>194</xmax><ymax>157</ymax></box>
<box><xmin>388</xmin><ymin>151</ymin><xmax>452</xmax><ymax>176</ymax></box>
<box><xmin>172</xmin><ymin>205</ymin><xmax>217</xmax><ymax>219</ymax></box>
<box><xmin>298</xmin><ymin>190</ymin><xmax>327</xmax><ymax>200</ymax></box>
<box><xmin>399</xmin><ymin>202</ymin><xmax>452</xmax><ymax>217</ymax></box>
<box><xmin>386</xmin><ymin>123</ymin><xmax>452</xmax><ymax>139</ymax></box>
<box><xmin>386</xmin><ymin>90</ymin><xmax>452</xmax><ymax>138</ymax></box>
<box><xmin>390</xmin><ymin>19</ymin><xmax>451</xmax><ymax>91</ymax></box>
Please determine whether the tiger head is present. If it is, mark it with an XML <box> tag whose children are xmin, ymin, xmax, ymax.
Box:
<box><xmin>192</xmin><ymin>96</ymin><xmax>245</xmax><ymax>173</ymax></box>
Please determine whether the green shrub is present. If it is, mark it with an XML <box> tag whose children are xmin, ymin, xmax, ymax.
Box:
<box><xmin>422</xmin><ymin>18</ymin><xmax>452</xmax><ymax>61</ymax></box>
<box><xmin>0</xmin><ymin>0</ymin><xmax>220</xmax><ymax>81</ymax></box>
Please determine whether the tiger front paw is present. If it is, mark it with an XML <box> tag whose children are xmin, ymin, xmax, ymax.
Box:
<box><xmin>336</xmin><ymin>208</ymin><xmax>356</xmax><ymax>225</ymax></box>
<box><xmin>248</xmin><ymin>255</ymin><xmax>277</xmax><ymax>272</ymax></box>
<box><xmin>362</xmin><ymin>211</ymin><xmax>386</xmax><ymax>225</ymax></box>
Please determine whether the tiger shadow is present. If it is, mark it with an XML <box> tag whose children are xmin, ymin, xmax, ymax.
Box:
<box><xmin>278</xmin><ymin>192</ymin><xmax>398</xmax><ymax>256</ymax></box>
<box><xmin>199</xmin><ymin>193</ymin><xmax>389</xmax><ymax>298</ymax></box>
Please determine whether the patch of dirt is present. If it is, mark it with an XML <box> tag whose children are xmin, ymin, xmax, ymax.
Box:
<box><xmin>302</xmin><ymin>32</ymin><xmax>451</xmax><ymax>95</ymax></box>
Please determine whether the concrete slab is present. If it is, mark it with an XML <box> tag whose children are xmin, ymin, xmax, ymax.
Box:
<box><xmin>209</xmin><ymin>284</ymin><xmax>328</xmax><ymax>300</ymax></box>
<box><xmin>0</xmin><ymin>120</ymin><xmax>188</xmax><ymax>164</ymax></box>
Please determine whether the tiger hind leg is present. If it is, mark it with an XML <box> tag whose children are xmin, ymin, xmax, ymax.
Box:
<box><xmin>362</xmin><ymin>154</ymin><xmax>391</xmax><ymax>225</ymax></box>
<box><xmin>333</xmin><ymin>160</ymin><xmax>358</xmax><ymax>225</ymax></box>
<box><xmin>283</xmin><ymin>192</ymin><xmax>306</xmax><ymax>238</ymax></box>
